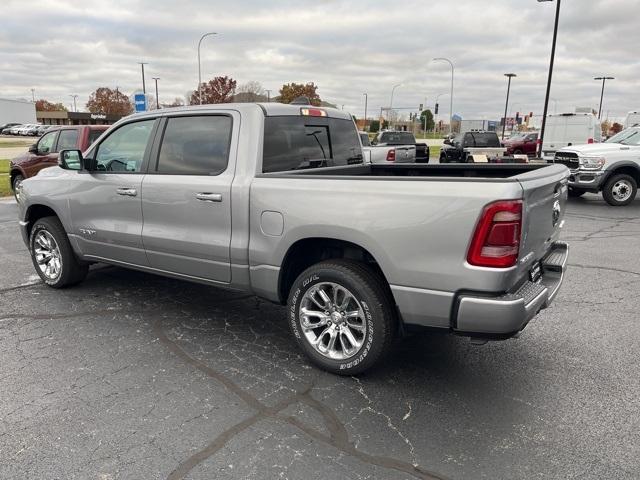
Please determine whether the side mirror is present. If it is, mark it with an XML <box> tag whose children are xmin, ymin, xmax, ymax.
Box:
<box><xmin>28</xmin><ymin>144</ymin><xmax>38</xmax><ymax>154</ymax></box>
<box><xmin>58</xmin><ymin>149</ymin><xmax>84</xmax><ymax>171</ymax></box>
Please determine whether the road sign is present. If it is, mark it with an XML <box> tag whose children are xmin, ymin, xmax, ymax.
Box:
<box><xmin>134</xmin><ymin>93</ymin><xmax>147</xmax><ymax>112</ymax></box>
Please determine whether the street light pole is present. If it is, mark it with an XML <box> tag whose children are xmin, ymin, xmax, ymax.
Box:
<box><xmin>433</xmin><ymin>58</ymin><xmax>454</xmax><ymax>134</ymax></box>
<box><xmin>69</xmin><ymin>94</ymin><xmax>78</xmax><ymax>112</ymax></box>
<box><xmin>266</xmin><ymin>89</ymin><xmax>271</xmax><ymax>102</ymax></box>
<box><xmin>152</xmin><ymin>77</ymin><xmax>160</xmax><ymax>109</ymax></box>
<box><xmin>197</xmin><ymin>32</ymin><xmax>217</xmax><ymax>105</ymax></box>
<box><xmin>537</xmin><ymin>0</ymin><xmax>562</xmax><ymax>157</ymax></box>
<box><xmin>502</xmin><ymin>73</ymin><xmax>517</xmax><ymax>140</ymax></box>
<box><xmin>138</xmin><ymin>62</ymin><xmax>148</xmax><ymax>94</ymax></box>
<box><xmin>389</xmin><ymin>83</ymin><xmax>401</xmax><ymax>129</ymax></box>
<box><xmin>363</xmin><ymin>93</ymin><xmax>368</xmax><ymax>131</ymax></box>
<box><xmin>594</xmin><ymin>76</ymin><xmax>615</xmax><ymax>119</ymax></box>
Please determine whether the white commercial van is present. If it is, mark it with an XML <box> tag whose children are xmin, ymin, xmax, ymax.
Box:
<box><xmin>541</xmin><ymin>113</ymin><xmax>602</xmax><ymax>160</ymax></box>
<box><xmin>624</xmin><ymin>111</ymin><xmax>640</xmax><ymax>128</ymax></box>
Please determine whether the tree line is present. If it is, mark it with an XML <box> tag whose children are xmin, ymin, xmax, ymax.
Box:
<box><xmin>34</xmin><ymin>79</ymin><xmax>326</xmax><ymax>115</ymax></box>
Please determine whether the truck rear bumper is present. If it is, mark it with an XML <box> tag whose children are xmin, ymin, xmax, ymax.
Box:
<box><xmin>454</xmin><ymin>242</ymin><xmax>569</xmax><ymax>336</ymax></box>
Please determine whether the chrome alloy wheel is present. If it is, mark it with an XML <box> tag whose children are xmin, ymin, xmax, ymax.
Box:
<box><xmin>612</xmin><ymin>179</ymin><xmax>633</xmax><ymax>202</ymax></box>
<box><xmin>299</xmin><ymin>282</ymin><xmax>367</xmax><ymax>360</ymax></box>
<box><xmin>33</xmin><ymin>230</ymin><xmax>62</xmax><ymax>280</ymax></box>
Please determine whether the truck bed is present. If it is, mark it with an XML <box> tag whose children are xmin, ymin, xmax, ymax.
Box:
<box><xmin>276</xmin><ymin>162</ymin><xmax>559</xmax><ymax>180</ymax></box>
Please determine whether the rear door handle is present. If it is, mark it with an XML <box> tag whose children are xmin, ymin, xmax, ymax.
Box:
<box><xmin>195</xmin><ymin>192</ymin><xmax>222</xmax><ymax>202</ymax></box>
<box><xmin>116</xmin><ymin>187</ymin><xmax>137</xmax><ymax>197</ymax></box>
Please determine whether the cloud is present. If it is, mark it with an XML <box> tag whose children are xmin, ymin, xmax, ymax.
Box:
<box><xmin>0</xmin><ymin>0</ymin><xmax>638</xmax><ymax>122</ymax></box>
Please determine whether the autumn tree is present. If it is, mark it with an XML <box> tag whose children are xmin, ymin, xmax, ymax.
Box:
<box><xmin>35</xmin><ymin>99</ymin><xmax>67</xmax><ymax>112</ymax></box>
<box><xmin>278</xmin><ymin>82</ymin><xmax>321</xmax><ymax>106</ymax></box>
<box><xmin>189</xmin><ymin>76</ymin><xmax>237</xmax><ymax>105</ymax></box>
<box><xmin>611</xmin><ymin>122</ymin><xmax>623</xmax><ymax>135</ymax></box>
<box><xmin>85</xmin><ymin>87</ymin><xmax>133</xmax><ymax>115</ymax></box>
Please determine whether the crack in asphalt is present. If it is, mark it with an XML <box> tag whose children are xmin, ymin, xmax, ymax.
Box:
<box><xmin>568</xmin><ymin>263</ymin><xmax>640</xmax><ymax>277</ymax></box>
<box><xmin>153</xmin><ymin>317</ymin><xmax>445</xmax><ymax>480</ymax></box>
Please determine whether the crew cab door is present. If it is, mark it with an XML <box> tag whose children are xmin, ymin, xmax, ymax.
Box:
<box><xmin>140</xmin><ymin>113</ymin><xmax>237</xmax><ymax>283</ymax></box>
<box><xmin>68</xmin><ymin>118</ymin><xmax>157</xmax><ymax>265</ymax></box>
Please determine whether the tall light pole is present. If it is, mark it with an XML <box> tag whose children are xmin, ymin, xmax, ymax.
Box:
<box><xmin>138</xmin><ymin>62</ymin><xmax>148</xmax><ymax>94</ymax></box>
<box><xmin>502</xmin><ymin>73</ymin><xmax>517</xmax><ymax>140</ymax></box>
<box><xmin>389</xmin><ymin>83</ymin><xmax>401</xmax><ymax>129</ymax></box>
<box><xmin>537</xmin><ymin>0</ymin><xmax>562</xmax><ymax>157</ymax></box>
<box><xmin>69</xmin><ymin>94</ymin><xmax>78</xmax><ymax>112</ymax></box>
<box><xmin>594</xmin><ymin>76</ymin><xmax>615</xmax><ymax>119</ymax></box>
<box><xmin>265</xmin><ymin>89</ymin><xmax>271</xmax><ymax>102</ymax></box>
<box><xmin>362</xmin><ymin>93</ymin><xmax>368</xmax><ymax>131</ymax></box>
<box><xmin>432</xmin><ymin>58</ymin><xmax>454</xmax><ymax>134</ymax></box>
<box><xmin>197</xmin><ymin>32</ymin><xmax>217</xmax><ymax>105</ymax></box>
<box><xmin>152</xmin><ymin>77</ymin><xmax>160</xmax><ymax>109</ymax></box>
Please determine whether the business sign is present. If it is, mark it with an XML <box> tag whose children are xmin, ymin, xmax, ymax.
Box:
<box><xmin>134</xmin><ymin>93</ymin><xmax>147</xmax><ymax>112</ymax></box>
<box><xmin>90</xmin><ymin>113</ymin><xmax>106</xmax><ymax>120</ymax></box>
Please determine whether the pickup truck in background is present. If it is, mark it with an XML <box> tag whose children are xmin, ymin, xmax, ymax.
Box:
<box><xmin>16</xmin><ymin>103</ymin><xmax>569</xmax><ymax>375</ymax></box>
<box><xmin>551</xmin><ymin>126</ymin><xmax>640</xmax><ymax>206</ymax></box>
<box><xmin>440</xmin><ymin>131</ymin><xmax>507</xmax><ymax>163</ymax></box>
<box><xmin>503</xmin><ymin>132</ymin><xmax>539</xmax><ymax>157</ymax></box>
<box><xmin>364</xmin><ymin>130</ymin><xmax>429</xmax><ymax>164</ymax></box>
<box><xmin>9</xmin><ymin>125</ymin><xmax>108</xmax><ymax>198</ymax></box>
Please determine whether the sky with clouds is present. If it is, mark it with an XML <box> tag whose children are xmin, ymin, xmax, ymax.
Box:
<box><xmin>1</xmin><ymin>0</ymin><xmax>638</xmax><ymax>122</ymax></box>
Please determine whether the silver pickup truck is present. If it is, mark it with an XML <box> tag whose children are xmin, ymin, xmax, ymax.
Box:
<box><xmin>16</xmin><ymin>103</ymin><xmax>570</xmax><ymax>375</ymax></box>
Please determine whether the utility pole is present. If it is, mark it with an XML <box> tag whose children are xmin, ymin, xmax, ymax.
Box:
<box><xmin>594</xmin><ymin>76</ymin><xmax>615</xmax><ymax>119</ymax></box>
<box><xmin>537</xmin><ymin>0</ymin><xmax>562</xmax><ymax>157</ymax></box>
<box><xmin>69</xmin><ymin>94</ymin><xmax>78</xmax><ymax>112</ymax></box>
<box><xmin>266</xmin><ymin>89</ymin><xmax>271</xmax><ymax>102</ymax></box>
<box><xmin>502</xmin><ymin>73</ymin><xmax>517</xmax><ymax>140</ymax></box>
<box><xmin>152</xmin><ymin>77</ymin><xmax>160</xmax><ymax>109</ymax></box>
<box><xmin>138</xmin><ymin>62</ymin><xmax>148</xmax><ymax>94</ymax></box>
<box><xmin>363</xmin><ymin>93</ymin><xmax>368</xmax><ymax>131</ymax></box>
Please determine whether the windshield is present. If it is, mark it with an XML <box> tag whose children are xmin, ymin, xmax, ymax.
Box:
<box><xmin>606</xmin><ymin>128</ymin><xmax>640</xmax><ymax>145</ymax></box>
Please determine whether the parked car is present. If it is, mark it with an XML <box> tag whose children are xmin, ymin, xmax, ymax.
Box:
<box><xmin>9</xmin><ymin>125</ymin><xmax>108</xmax><ymax>198</ymax></box>
<box><xmin>541</xmin><ymin>113</ymin><xmax>602</xmax><ymax>160</ymax></box>
<box><xmin>503</xmin><ymin>132</ymin><xmax>539</xmax><ymax>157</ymax></box>
<box><xmin>440</xmin><ymin>131</ymin><xmax>506</xmax><ymax>163</ymax></box>
<box><xmin>36</xmin><ymin>125</ymin><xmax>52</xmax><ymax>136</ymax></box>
<box><xmin>551</xmin><ymin>126</ymin><xmax>640</xmax><ymax>206</ymax></box>
<box><xmin>0</xmin><ymin>122</ymin><xmax>22</xmax><ymax>134</ymax></box>
<box><xmin>365</xmin><ymin>130</ymin><xmax>417</xmax><ymax>163</ymax></box>
<box><xmin>16</xmin><ymin>103</ymin><xmax>569</xmax><ymax>375</ymax></box>
<box><xmin>6</xmin><ymin>124</ymin><xmax>24</xmax><ymax>135</ymax></box>
<box><xmin>24</xmin><ymin>124</ymin><xmax>42</xmax><ymax>136</ymax></box>
<box><xmin>17</xmin><ymin>124</ymin><xmax>36</xmax><ymax>136</ymax></box>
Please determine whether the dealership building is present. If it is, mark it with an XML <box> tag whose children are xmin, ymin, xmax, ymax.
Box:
<box><xmin>36</xmin><ymin>111</ymin><xmax>124</xmax><ymax>126</ymax></box>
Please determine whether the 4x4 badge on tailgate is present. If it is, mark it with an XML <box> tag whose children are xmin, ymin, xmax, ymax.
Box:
<box><xmin>552</xmin><ymin>200</ymin><xmax>561</xmax><ymax>227</ymax></box>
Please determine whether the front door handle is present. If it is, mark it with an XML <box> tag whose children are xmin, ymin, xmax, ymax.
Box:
<box><xmin>196</xmin><ymin>192</ymin><xmax>222</xmax><ymax>202</ymax></box>
<box><xmin>116</xmin><ymin>187</ymin><xmax>137</xmax><ymax>197</ymax></box>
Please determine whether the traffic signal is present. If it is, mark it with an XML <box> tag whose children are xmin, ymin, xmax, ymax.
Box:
<box><xmin>435</xmin><ymin>103</ymin><xmax>439</xmax><ymax>114</ymax></box>
<box><xmin>419</xmin><ymin>103</ymin><xmax>423</xmax><ymax>111</ymax></box>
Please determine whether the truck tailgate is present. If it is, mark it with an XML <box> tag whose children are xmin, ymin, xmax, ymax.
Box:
<box><xmin>516</xmin><ymin>164</ymin><xmax>569</xmax><ymax>274</ymax></box>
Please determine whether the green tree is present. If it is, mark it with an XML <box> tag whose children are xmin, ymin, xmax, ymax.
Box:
<box><xmin>420</xmin><ymin>109</ymin><xmax>435</xmax><ymax>131</ymax></box>
<box><xmin>369</xmin><ymin>120</ymin><xmax>380</xmax><ymax>132</ymax></box>
<box><xmin>278</xmin><ymin>82</ymin><xmax>321</xmax><ymax>106</ymax></box>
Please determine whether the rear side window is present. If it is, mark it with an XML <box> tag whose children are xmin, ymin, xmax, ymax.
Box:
<box><xmin>88</xmin><ymin>129</ymin><xmax>104</xmax><ymax>146</ymax></box>
<box><xmin>263</xmin><ymin>116</ymin><xmax>363</xmax><ymax>173</ymax></box>
<box><xmin>57</xmin><ymin>130</ymin><xmax>78</xmax><ymax>151</ymax></box>
<box><xmin>157</xmin><ymin>116</ymin><xmax>232</xmax><ymax>175</ymax></box>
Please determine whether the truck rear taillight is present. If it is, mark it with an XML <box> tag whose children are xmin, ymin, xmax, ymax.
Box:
<box><xmin>386</xmin><ymin>149</ymin><xmax>396</xmax><ymax>162</ymax></box>
<box><xmin>467</xmin><ymin>200</ymin><xmax>522</xmax><ymax>268</ymax></box>
<box><xmin>587</xmin><ymin>138</ymin><xmax>594</xmax><ymax>144</ymax></box>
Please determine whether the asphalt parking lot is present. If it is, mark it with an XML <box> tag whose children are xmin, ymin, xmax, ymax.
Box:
<box><xmin>1</xmin><ymin>194</ymin><xmax>639</xmax><ymax>480</ymax></box>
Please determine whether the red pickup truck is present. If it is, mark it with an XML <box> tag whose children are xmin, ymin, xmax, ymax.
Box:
<box><xmin>9</xmin><ymin>125</ymin><xmax>108</xmax><ymax>196</ymax></box>
<box><xmin>502</xmin><ymin>132</ymin><xmax>539</xmax><ymax>156</ymax></box>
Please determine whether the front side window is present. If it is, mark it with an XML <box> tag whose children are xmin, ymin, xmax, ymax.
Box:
<box><xmin>57</xmin><ymin>130</ymin><xmax>79</xmax><ymax>151</ymax></box>
<box><xmin>263</xmin><ymin>116</ymin><xmax>363</xmax><ymax>173</ymax></box>
<box><xmin>37</xmin><ymin>131</ymin><xmax>57</xmax><ymax>154</ymax></box>
<box><xmin>94</xmin><ymin>120</ymin><xmax>154</xmax><ymax>172</ymax></box>
<box><xmin>157</xmin><ymin>116</ymin><xmax>232</xmax><ymax>175</ymax></box>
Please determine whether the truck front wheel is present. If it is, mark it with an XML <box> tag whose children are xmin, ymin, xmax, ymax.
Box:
<box><xmin>287</xmin><ymin>260</ymin><xmax>396</xmax><ymax>375</ymax></box>
<box><xmin>602</xmin><ymin>174</ymin><xmax>637</xmax><ymax>206</ymax></box>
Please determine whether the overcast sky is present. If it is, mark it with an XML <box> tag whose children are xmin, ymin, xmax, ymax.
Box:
<box><xmin>1</xmin><ymin>0</ymin><xmax>638</xmax><ymax>122</ymax></box>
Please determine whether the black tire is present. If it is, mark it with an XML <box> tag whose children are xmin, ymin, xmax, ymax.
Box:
<box><xmin>29</xmin><ymin>216</ymin><xmax>88</xmax><ymax>288</ymax></box>
<box><xmin>11</xmin><ymin>174</ymin><xmax>24</xmax><ymax>200</ymax></box>
<box><xmin>287</xmin><ymin>260</ymin><xmax>397</xmax><ymax>375</ymax></box>
<box><xmin>513</xmin><ymin>149</ymin><xmax>523</xmax><ymax>155</ymax></box>
<box><xmin>568</xmin><ymin>187</ymin><xmax>585</xmax><ymax>198</ymax></box>
<box><xmin>602</xmin><ymin>174</ymin><xmax>637</xmax><ymax>206</ymax></box>
<box><xmin>439</xmin><ymin>154</ymin><xmax>448</xmax><ymax>164</ymax></box>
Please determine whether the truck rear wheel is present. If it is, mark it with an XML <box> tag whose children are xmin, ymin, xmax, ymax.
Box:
<box><xmin>29</xmin><ymin>216</ymin><xmax>89</xmax><ymax>288</ymax></box>
<box><xmin>602</xmin><ymin>174</ymin><xmax>637</xmax><ymax>206</ymax></box>
<box><xmin>287</xmin><ymin>260</ymin><xmax>396</xmax><ymax>375</ymax></box>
